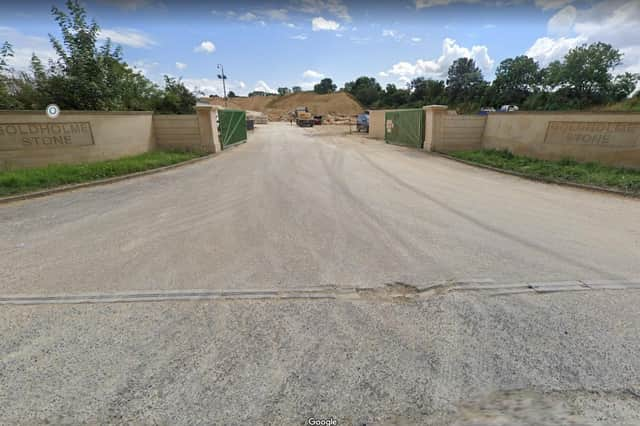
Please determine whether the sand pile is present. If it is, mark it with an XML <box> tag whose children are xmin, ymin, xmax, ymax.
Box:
<box><xmin>204</xmin><ymin>92</ymin><xmax>364</xmax><ymax>122</ymax></box>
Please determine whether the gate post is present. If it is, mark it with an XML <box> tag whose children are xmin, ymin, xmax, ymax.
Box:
<box><xmin>423</xmin><ymin>105</ymin><xmax>448</xmax><ymax>152</ymax></box>
<box><xmin>195</xmin><ymin>104</ymin><xmax>222</xmax><ymax>153</ymax></box>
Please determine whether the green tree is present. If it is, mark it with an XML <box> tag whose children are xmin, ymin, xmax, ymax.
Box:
<box><xmin>1</xmin><ymin>0</ymin><xmax>197</xmax><ymax>113</ymax></box>
<box><xmin>446</xmin><ymin>58</ymin><xmax>486</xmax><ymax>105</ymax></box>
<box><xmin>492</xmin><ymin>55</ymin><xmax>541</xmax><ymax>106</ymax></box>
<box><xmin>410</xmin><ymin>77</ymin><xmax>446</xmax><ymax>105</ymax></box>
<box><xmin>545</xmin><ymin>42</ymin><xmax>638</xmax><ymax>107</ymax></box>
<box><xmin>153</xmin><ymin>76</ymin><xmax>196</xmax><ymax>114</ymax></box>
<box><xmin>44</xmin><ymin>0</ymin><xmax>123</xmax><ymax>110</ymax></box>
<box><xmin>228</xmin><ymin>90</ymin><xmax>237</xmax><ymax>98</ymax></box>
<box><xmin>314</xmin><ymin>78</ymin><xmax>337</xmax><ymax>94</ymax></box>
<box><xmin>277</xmin><ymin>87</ymin><xmax>290</xmax><ymax>96</ymax></box>
<box><xmin>343</xmin><ymin>76</ymin><xmax>382</xmax><ymax>106</ymax></box>
<box><xmin>291</xmin><ymin>86</ymin><xmax>302</xmax><ymax>93</ymax></box>
<box><xmin>0</xmin><ymin>41</ymin><xmax>15</xmax><ymax>109</ymax></box>
<box><xmin>380</xmin><ymin>83</ymin><xmax>409</xmax><ymax>107</ymax></box>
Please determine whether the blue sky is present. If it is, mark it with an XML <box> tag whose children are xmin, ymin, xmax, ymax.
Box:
<box><xmin>1</xmin><ymin>0</ymin><xmax>639</xmax><ymax>96</ymax></box>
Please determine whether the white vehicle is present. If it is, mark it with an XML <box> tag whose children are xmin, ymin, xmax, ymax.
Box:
<box><xmin>499</xmin><ymin>104</ymin><xmax>520</xmax><ymax>112</ymax></box>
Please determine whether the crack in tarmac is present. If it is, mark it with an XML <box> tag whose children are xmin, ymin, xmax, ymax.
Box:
<box><xmin>1</xmin><ymin>278</ymin><xmax>639</xmax><ymax>305</ymax></box>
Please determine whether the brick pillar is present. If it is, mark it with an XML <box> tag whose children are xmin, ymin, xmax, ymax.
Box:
<box><xmin>195</xmin><ymin>105</ymin><xmax>222</xmax><ymax>153</ymax></box>
<box><xmin>423</xmin><ymin>105</ymin><xmax>448</xmax><ymax>152</ymax></box>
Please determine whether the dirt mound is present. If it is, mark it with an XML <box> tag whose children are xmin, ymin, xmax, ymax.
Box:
<box><xmin>203</xmin><ymin>92</ymin><xmax>364</xmax><ymax>121</ymax></box>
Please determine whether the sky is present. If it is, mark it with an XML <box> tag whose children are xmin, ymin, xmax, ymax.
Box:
<box><xmin>1</xmin><ymin>0</ymin><xmax>639</xmax><ymax>96</ymax></box>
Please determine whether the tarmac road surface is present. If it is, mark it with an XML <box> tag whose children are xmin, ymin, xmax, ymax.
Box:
<box><xmin>1</xmin><ymin>122</ymin><xmax>640</xmax><ymax>424</ymax></box>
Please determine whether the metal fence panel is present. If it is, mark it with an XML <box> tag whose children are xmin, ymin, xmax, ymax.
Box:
<box><xmin>384</xmin><ymin>109</ymin><xmax>425</xmax><ymax>149</ymax></box>
<box><xmin>219</xmin><ymin>109</ymin><xmax>247</xmax><ymax>149</ymax></box>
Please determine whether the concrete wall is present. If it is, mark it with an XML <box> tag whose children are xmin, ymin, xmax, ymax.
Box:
<box><xmin>0</xmin><ymin>105</ymin><xmax>223</xmax><ymax>171</ymax></box>
<box><xmin>422</xmin><ymin>106</ymin><xmax>640</xmax><ymax>169</ymax></box>
<box><xmin>0</xmin><ymin>111</ymin><xmax>153</xmax><ymax>170</ymax></box>
<box><xmin>439</xmin><ymin>112</ymin><xmax>486</xmax><ymax>152</ymax></box>
<box><xmin>153</xmin><ymin>115</ymin><xmax>201</xmax><ymax>150</ymax></box>
<box><xmin>482</xmin><ymin>112</ymin><xmax>640</xmax><ymax>168</ymax></box>
<box><xmin>369</xmin><ymin>110</ymin><xmax>388</xmax><ymax>139</ymax></box>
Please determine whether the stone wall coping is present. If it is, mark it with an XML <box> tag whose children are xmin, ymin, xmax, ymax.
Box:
<box><xmin>0</xmin><ymin>110</ymin><xmax>154</xmax><ymax>116</ymax></box>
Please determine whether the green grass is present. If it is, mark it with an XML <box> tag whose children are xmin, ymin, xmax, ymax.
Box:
<box><xmin>449</xmin><ymin>149</ymin><xmax>640</xmax><ymax>194</ymax></box>
<box><xmin>0</xmin><ymin>150</ymin><xmax>207</xmax><ymax>197</ymax></box>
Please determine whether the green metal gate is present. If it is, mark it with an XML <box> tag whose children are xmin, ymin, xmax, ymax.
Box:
<box><xmin>384</xmin><ymin>109</ymin><xmax>425</xmax><ymax>149</ymax></box>
<box><xmin>218</xmin><ymin>109</ymin><xmax>247</xmax><ymax>149</ymax></box>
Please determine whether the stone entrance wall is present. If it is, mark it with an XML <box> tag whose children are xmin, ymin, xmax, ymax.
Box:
<box><xmin>0</xmin><ymin>105</ymin><xmax>222</xmax><ymax>171</ymax></box>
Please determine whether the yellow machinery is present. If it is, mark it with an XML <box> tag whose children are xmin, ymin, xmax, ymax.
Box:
<box><xmin>294</xmin><ymin>106</ymin><xmax>314</xmax><ymax>127</ymax></box>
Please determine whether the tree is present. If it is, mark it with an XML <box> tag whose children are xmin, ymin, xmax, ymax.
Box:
<box><xmin>609</xmin><ymin>73</ymin><xmax>639</xmax><ymax>102</ymax></box>
<box><xmin>44</xmin><ymin>0</ymin><xmax>125</xmax><ymax>110</ymax></box>
<box><xmin>0</xmin><ymin>41</ymin><xmax>15</xmax><ymax>109</ymax></box>
<box><xmin>492</xmin><ymin>56</ymin><xmax>541</xmax><ymax>106</ymax></box>
<box><xmin>314</xmin><ymin>78</ymin><xmax>336</xmax><ymax>94</ymax></box>
<box><xmin>277</xmin><ymin>87</ymin><xmax>290</xmax><ymax>96</ymax></box>
<box><xmin>153</xmin><ymin>76</ymin><xmax>196</xmax><ymax>114</ymax></box>
<box><xmin>291</xmin><ymin>86</ymin><xmax>302</xmax><ymax>93</ymax></box>
<box><xmin>410</xmin><ymin>77</ymin><xmax>446</xmax><ymax>105</ymax></box>
<box><xmin>545</xmin><ymin>42</ymin><xmax>638</xmax><ymax>107</ymax></box>
<box><xmin>228</xmin><ymin>90</ymin><xmax>237</xmax><ymax>98</ymax></box>
<box><xmin>446</xmin><ymin>58</ymin><xmax>486</xmax><ymax>105</ymax></box>
<box><xmin>0</xmin><ymin>0</ymin><xmax>198</xmax><ymax>113</ymax></box>
<box><xmin>343</xmin><ymin>76</ymin><xmax>382</xmax><ymax>106</ymax></box>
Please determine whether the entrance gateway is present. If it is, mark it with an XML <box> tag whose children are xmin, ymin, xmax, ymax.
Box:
<box><xmin>384</xmin><ymin>109</ymin><xmax>425</xmax><ymax>149</ymax></box>
<box><xmin>218</xmin><ymin>109</ymin><xmax>248</xmax><ymax>149</ymax></box>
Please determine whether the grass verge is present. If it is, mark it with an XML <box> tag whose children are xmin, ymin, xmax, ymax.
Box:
<box><xmin>0</xmin><ymin>150</ymin><xmax>207</xmax><ymax>197</ymax></box>
<box><xmin>448</xmin><ymin>149</ymin><xmax>640</xmax><ymax>194</ymax></box>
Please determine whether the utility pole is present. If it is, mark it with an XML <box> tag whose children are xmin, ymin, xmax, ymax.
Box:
<box><xmin>217</xmin><ymin>64</ymin><xmax>227</xmax><ymax>107</ymax></box>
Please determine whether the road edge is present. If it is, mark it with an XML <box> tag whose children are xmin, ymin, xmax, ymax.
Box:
<box><xmin>0</xmin><ymin>153</ymin><xmax>216</xmax><ymax>205</ymax></box>
<box><xmin>435</xmin><ymin>152</ymin><xmax>640</xmax><ymax>199</ymax></box>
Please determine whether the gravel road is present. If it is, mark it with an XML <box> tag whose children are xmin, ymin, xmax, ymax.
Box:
<box><xmin>1</xmin><ymin>123</ymin><xmax>639</xmax><ymax>424</ymax></box>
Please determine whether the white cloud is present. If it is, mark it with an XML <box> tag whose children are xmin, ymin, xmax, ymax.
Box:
<box><xmin>254</xmin><ymin>80</ymin><xmax>276</xmax><ymax>93</ymax></box>
<box><xmin>534</xmin><ymin>0</ymin><xmax>574</xmax><ymax>10</ymax></box>
<box><xmin>383</xmin><ymin>37</ymin><xmax>494</xmax><ymax>81</ymax></box>
<box><xmin>547</xmin><ymin>5</ymin><xmax>576</xmax><ymax>34</ymax></box>
<box><xmin>239</xmin><ymin>12</ymin><xmax>258</xmax><ymax>21</ymax></box>
<box><xmin>483</xmin><ymin>24</ymin><xmax>497</xmax><ymax>29</ymax></box>
<box><xmin>175</xmin><ymin>62</ymin><xmax>187</xmax><ymax>70</ymax></box>
<box><xmin>382</xmin><ymin>29</ymin><xmax>407</xmax><ymax>41</ymax></box>
<box><xmin>312</xmin><ymin>17</ymin><xmax>341</xmax><ymax>31</ymax></box>
<box><xmin>194</xmin><ymin>41</ymin><xmax>216</xmax><ymax>53</ymax></box>
<box><xmin>526</xmin><ymin>0</ymin><xmax>640</xmax><ymax>75</ymax></box>
<box><xmin>415</xmin><ymin>0</ymin><xmax>527</xmax><ymax>8</ymax></box>
<box><xmin>182</xmin><ymin>78</ymin><xmax>248</xmax><ymax>96</ymax></box>
<box><xmin>294</xmin><ymin>81</ymin><xmax>316</xmax><ymax>90</ymax></box>
<box><xmin>130</xmin><ymin>59</ymin><xmax>159</xmax><ymax>77</ymax></box>
<box><xmin>525</xmin><ymin>36</ymin><xmax>586</xmax><ymax>65</ymax></box>
<box><xmin>303</xmin><ymin>69</ymin><xmax>324</xmax><ymax>79</ymax></box>
<box><xmin>411</xmin><ymin>37</ymin><xmax>422</xmax><ymax>42</ymax></box>
<box><xmin>416</xmin><ymin>0</ymin><xmax>478</xmax><ymax>8</ymax></box>
<box><xmin>284</xmin><ymin>22</ymin><xmax>298</xmax><ymax>28</ymax></box>
<box><xmin>292</xmin><ymin>0</ymin><xmax>351</xmax><ymax>21</ymax></box>
<box><xmin>378</xmin><ymin>71</ymin><xmax>389</xmax><ymax>77</ymax></box>
<box><xmin>98</xmin><ymin>28</ymin><xmax>156</xmax><ymax>48</ymax></box>
<box><xmin>291</xmin><ymin>34</ymin><xmax>308</xmax><ymax>40</ymax></box>
<box><xmin>264</xmin><ymin>9</ymin><xmax>288</xmax><ymax>20</ymax></box>
<box><xmin>98</xmin><ymin>0</ymin><xmax>158</xmax><ymax>11</ymax></box>
<box><xmin>0</xmin><ymin>26</ymin><xmax>56</xmax><ymax>71</ymax></box>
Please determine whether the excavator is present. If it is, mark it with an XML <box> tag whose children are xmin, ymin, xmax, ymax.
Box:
<box><xmin>294</xmin><ymin>106</ymin><xmax>314</xmax><ymax>127</ymax></box>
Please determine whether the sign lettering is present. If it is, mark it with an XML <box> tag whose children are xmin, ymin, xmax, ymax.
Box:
<box><xmin>544</xmin><ymin>121</ymin><xmax>640</xmax><ymax>148</ymax></box>
<box><xmin>0</xmin><ymin>122</ymin><xmax>94</xmax><ymax>150</ymax></box>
